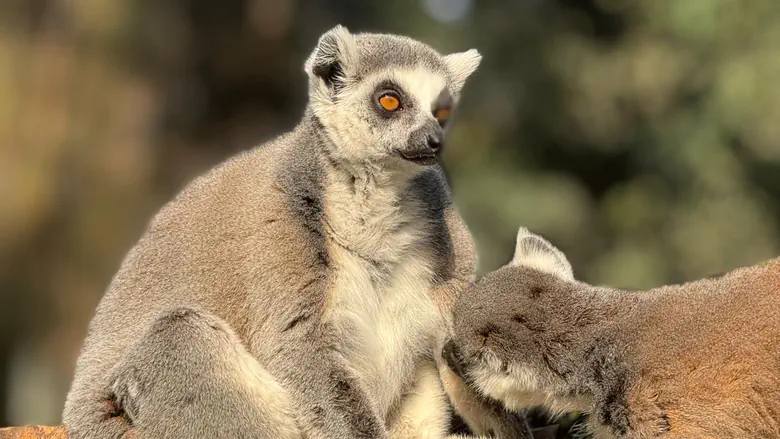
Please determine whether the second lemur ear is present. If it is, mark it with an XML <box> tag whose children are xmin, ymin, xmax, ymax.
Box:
<box><xmin>510</xmin><ymin>227</ymin><xmax>575</xmax><ymax>282</ymax></box>
<box><xmin>443</xmin><ymin>49</ymin><xmax>482</xmax><ymax>95</ymax></box>
<box><xmin>305</xmin><ymin>25</ymin><xmax>358</xmax><ymax>93</ymax></box>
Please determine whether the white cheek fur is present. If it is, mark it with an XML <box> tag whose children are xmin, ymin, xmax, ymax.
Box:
<box><xmin>470</xmin><ymin>354</ymin><xmax>590</xmax><ymax>417</ymax></box>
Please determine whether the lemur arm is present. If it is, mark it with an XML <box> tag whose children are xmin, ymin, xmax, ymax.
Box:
<box><xmin>429</xmin><ymin>205</ymin><xmax>477</xmax><ymax>312</ymax></box>
<box><xmin>388</xmin><ymin>358</ymin><xmax>533</xmax><ymax>439</ymax></box>
<box><xmin>388</xmin><ymin>361</ymin><xmax>453</xmax><ymax>438</ymax></box>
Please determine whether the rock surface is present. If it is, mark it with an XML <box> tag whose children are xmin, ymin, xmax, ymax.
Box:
<box><xmin>0</xmin><ymin>426</ymin><xmax>67</xmax><ymax>439</ymax></box>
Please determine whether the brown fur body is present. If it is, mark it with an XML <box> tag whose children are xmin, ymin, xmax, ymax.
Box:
<box><xmin>616</xmin><ymin>258</ymin><xmax>780</xmax><ymax>438</ymax></box>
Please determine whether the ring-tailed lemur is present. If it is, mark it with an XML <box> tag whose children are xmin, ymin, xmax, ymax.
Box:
<box><xmin>63</xmin><ymin>25</ymin><xmax>530</xmax><ymax>439</ymax></box>
<box><xmin>444</xmin><ymin>227</ymin><xmax>780</xmax><ymax>438</ymax></box>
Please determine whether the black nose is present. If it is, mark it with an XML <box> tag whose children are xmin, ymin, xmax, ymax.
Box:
<box><xmin>427</xmin><ymin>134</ymin><xmax>442</xmax><ymax>153</ymax></box>
<box><xmin>442</xmin><ymin>339</ymin><xmax>467</xmax><ymax>380</ymax></box>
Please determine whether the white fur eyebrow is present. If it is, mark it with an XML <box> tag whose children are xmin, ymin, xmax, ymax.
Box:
<box><xmin>395</xmin><ymin>68</ymin><xmax>448</xmax><ymax>108</ymax></box>
<box><xmin>362</xmin><ymin>68</ymin><xmax>448</xmax><ymax>111</ymax></box>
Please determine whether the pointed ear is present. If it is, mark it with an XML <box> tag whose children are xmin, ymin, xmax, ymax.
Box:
<box><xmin>443</xmin><ymin>49</ymin><xmax>482</xmax><ymax>94</ymax></box>
<box><xmin>305</xmin><ymin>25</ymin><xmax>358</xmax><ymax>91</ymax></box>
<box><xmin>510</xmin><ymin>227</ymin><xmax>575</xmax><ymax>282</ymax></box>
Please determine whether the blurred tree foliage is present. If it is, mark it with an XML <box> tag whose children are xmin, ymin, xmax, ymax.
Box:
<box><xmin>1</xmin><ymin>0</ymin><xmax>778</xmax><ymax>432</ymax></box>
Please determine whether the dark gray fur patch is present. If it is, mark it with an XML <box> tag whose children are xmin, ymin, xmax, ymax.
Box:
<box><xmin>659</xmin><ymin>412</ymin><xmax>671</xmax><ymax>433</ymax></box>
<box><xmin>434</xmin><ymin>88</ymin><xmax>453</xmax><ymax>112</ymax></box>
<box><xmin>409</xmin><ymin>166</ymin><xmax>453</xmax><ymax>284</ymax></box>
<box><xmin>310</xmin><ymin>32</ymin><xmax>346</xmax><ymax>92</ymax></box>
<box><xmin>282</xmin><ymin>313</ymin><xmax>311</xmax><ymax>332</ymax></box>
<box><xmin>582</xmin><ymin>335</ymin><xmax>633</xmax><ymax>436</ymax></box>
<box><xmin>276</xmin><ymin>112</ymin><xmax>328</xmax><ymax>265</ymax></box>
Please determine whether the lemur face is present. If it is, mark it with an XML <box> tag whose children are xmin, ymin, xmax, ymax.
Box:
<box><xmin>305</xmin><ymin>26</ymin><xmax>481</xmax><ymax>170</ymax></box>
<box><xmin>443</xmin><ymin>228</ymin><xmax>591</xmax><ymax>413</ymax></box>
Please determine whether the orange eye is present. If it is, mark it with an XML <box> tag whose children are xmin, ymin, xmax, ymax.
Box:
<box><xmin>434</xmin><ymin>107</ymin><xmax>451</xmax><ymax>123</ymax></box>
<box><xmin>379</xmin><ymin>94</ymin><xmax>401</xmax><ymax>111</ymax></box>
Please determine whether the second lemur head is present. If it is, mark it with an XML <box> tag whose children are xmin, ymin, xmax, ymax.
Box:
<box><xmin>443</xmin><ymin>228</ymin><xmax>602</xmax><ymax>412</ymax></box>
<box><xmin>305</xmin><ymin>25</ymin><xmax>481</xmax><ymax>171</ymax></box>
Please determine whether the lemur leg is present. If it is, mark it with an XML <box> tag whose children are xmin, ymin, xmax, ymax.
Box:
<box><xmin>438</xmin><ymin>357</ymin><xmax>534</xmax><ymax>439</ymax></box>
<box><xmin>110</xmin><ymin>307</ymin><xmax>302</xmax><ymax>439</ymax></box>
<box><xmin>388</xmin><ymin>360</ymin><xmax>532</xmax><ymax>439</ymax></box>
<box><xmin>388</xmin><ymin>361</ymin><xmax>452</xmax><ymax>439</ymax></box>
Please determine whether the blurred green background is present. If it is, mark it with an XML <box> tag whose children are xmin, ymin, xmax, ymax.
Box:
<box><xmin>1</xmin><ymin>0</ymin><xmax>779</xmax><ymax>430</ymax></box>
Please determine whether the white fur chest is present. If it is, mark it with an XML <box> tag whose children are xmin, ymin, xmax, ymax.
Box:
<box><xmin>328</xmin><ymin>250</ymin><xmax>443</xmax><ymax>422</ymax></box>
<box><xmin>321</xmin><ymin>171</ymin><xmax>446</xmax><ymax>419</ymax></box>
<box><xmin>325</xmin><ymin>245</ymin><xmax>444</xmax><ymax>419</ymax></box>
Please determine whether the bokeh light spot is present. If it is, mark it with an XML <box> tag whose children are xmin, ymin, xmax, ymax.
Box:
<box><xmin>423</xmin><ymin>0</ymin><xmax>473</xmax><ymax>23</ymax></box>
